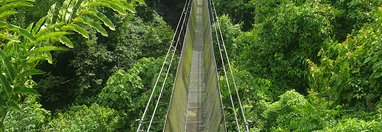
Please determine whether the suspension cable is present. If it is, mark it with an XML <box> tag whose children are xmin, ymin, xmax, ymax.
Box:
<box><xmin>136</xmin><ymin>0</ymin><xmax>192</xmax><ymax>130</ymax></box>
<box><xmin>211</xmin><ymin>1</ymin><xmax>250</xmax><ymax>131</ymax></box>
<box><xmin>161</xmin><ymin>0</ymin><xmax>193</xmax><ymax>131</ymax></box>
<box><xmin>207</xmin><ymin>0</ymin><xmax>227</xmax><ymax>131</ymax></box>
<box><xmin>209</xmin><ymin>2</ymin><xmax>241</xmax><ymax>132</ymax></box>
<box><xmin>146</xmin><ymin>0</ymin><xmax>192</xmax><ymax>130</ymax></box>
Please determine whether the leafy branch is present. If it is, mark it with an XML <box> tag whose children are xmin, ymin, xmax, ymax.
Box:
<box><xmin>0</xmin><ymin>0</ymin><xmax>143</xmax><ymax>129</ymax></box>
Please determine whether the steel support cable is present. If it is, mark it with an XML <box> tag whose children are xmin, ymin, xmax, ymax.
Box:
<box><xmin>136</xmin><ymin>0</ymin><xmax>192</xmax><ymax>130</ymax></box>
<box><xmin>146</xmin><ymin>0</ymin><xmax>192</xmax><ymax>130</ymax></box>
<box><xmin>207</xmin><ymin>0</ymin><xmax>228</xmax><ymax>131</ymax></box>
<box><xmin>209</xmin><ymin>2</ymin><xmax>240</xmax><ymax>132</ymax></box>
<box><xmin>210</xmin><ymin>1</ymin><xmax>250</xmax><ymax>131</ymax></box>
<box><xmin>161</xmin><ymin>0</ymin><xmax>193</xmax><ymax>131</ymax></box>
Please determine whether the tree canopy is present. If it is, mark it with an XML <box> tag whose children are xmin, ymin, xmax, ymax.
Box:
<box><xmin>1</xmin><ymin>0</ymin><xmax>382</xmax><ymax>131</ymax></box>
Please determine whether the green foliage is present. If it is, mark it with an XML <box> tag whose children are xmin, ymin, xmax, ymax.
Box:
<box><xmin>44</xmin><ymin>104</ymin><xmax>122</xmax><ymax>131</ymax></box>
<box><xmin>69</xmin><ymin>11</ymin><xmax>173</xmax><ymax>103</ymax></box>
<box><xmin>0</xmin><ymin>0</ymin><xmax>137</xmax><ymax>129</ymax></box>
<box><xmin>308</xmin><ymin>8</ymin><xmax>382</xmax><ymax>107</ymax></box>
<box><xmin>2</xmin><ymin>0</ymin><xmax>381</xmax><ymax>131</ymax></box>
<box><xmin>251</xmin><ymin>0</ymin><xmax>280</xmax><ymax>24</ymax></box>
<box><xmin>263</xmin><ymin>90</ymin><xmax>335</xmax><ymax>131</ymax></box>
<box><xmin>321</xmin><ymin>118</ymin><xmax>382</xmax><ymax>132</ymax></box>
<box><xmin>98</xmin><ymin>69</ymin><xmax>144</xmax><ymax>110</ymax></box>
<box><xmin>98</xmin><ymin>57</ymin><xmax>175</xmax><ymax>130</ymax></box>
<box><xmin>220</xmin><ymin>68</ymin><xmax>272</xmax><ymax>130</ymax></box>
<box><xmin>4</xmin><ymin>97</ymin><xmax>50</xmax><ymax>132</ymax></box>
<box><xmin>328</xmin><ymin>0</ymin><xmax>382</xmax><ymax>41</ymax></box>
<box><xmin>212</xmin><ymin>15</ymin><xmax>242</xmax><ymax>61</ymax></box>
<box><xmin>238</xmin><ymin>1</ymin><xmax>335</xmax><ymax>96</ymax></box>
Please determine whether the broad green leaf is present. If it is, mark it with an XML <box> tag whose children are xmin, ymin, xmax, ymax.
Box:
<box><xmin>10</xmin><ymin>26</ymin><xmax>36</xmax><ymax>41</ymax></box>
<box><xmin>36</xmin><ymin>22</ymin><xmax>65</xmax><ymax>36</ymax></box>
<box><xmin>0</xmin><ymin>33</ymin><xmax>18</xmax><ymax>41</ymax></box>
<box><xmin>46</xmin><ymin>3</ymin><xmax>56</xmax><ymax>24</ymax></box>
<box><xmin>109</xmin><ymin>0</ymin><xmax>136</xmax><ymax>13</ymax></box>
<box><xmin>96</xmin><ymin>12</ymin><xmax>115</xmax><ymax>30</ymax></box>
<box><xmin>125</xmin><ymin>3</ymin><xmax>136</xmax><ymax>13</ymax></box>
<box><xmin>17</xmin><ymin>69</ymin><xmax>45</xmax><ymax>79</ymax></box>
<box><xmin>72</xmin><ymin>24</ymin><xmax>89</xmax><ymax>38</ymax></box>
<box><xmin>35</xmin><ymin>31</ymin><xmax>69</xmax><ymax>42</ymax></box>
<box><xmin>84</xmin><ymin>10</ymin><xmax>115</xmax><ymax>31</ymax></box>
<box><xmin>0</xmin><ymin>1</ymin><xmax>33</xmax><ymax>13</ymax></box>
<box><xmin>0</xmin><ymin>10</ymin><xmax>18</xmax><ymax>19</ymax></box>
<box><xmin>0</xmin><ymin>21</ymin><xmax>6</xmax><ymax>27</ymax></box>
<box><xmin>65</xmin><ymin>0</ymin><xmax>79</xmax><ymax>22</ymax></box>
<box><xmin>94</xmin><ymin>1</ymin><xmax>127</xmax><ymax>15</ymax></box>
<box><xmin>18</xmin><ymin>28</ymin><xmax>36</xmax><ymax>41</ymax></box>
<box><xmin>62</xmin><ymin>24</ymin><xmax>89</xmax><ymax>38</ymax></box>
<box><xmin>105</xmin><ymin>1</ymin><xmax>127</xmax><ymax>15</ymax></box>
<box><xmin>83</xmin><ymin>17</ymin><xmax>108</xmax><ymax>36</ymax></box>
<box><xmin>28</xmin><ymin>46</ymin><xmax>68</xmax><ymax>55</ymax></box>
<box><xmin>88</xmin><ymin>2</ymin><xmax>110</xmax><ymax>9</ymax></box>
<box><xmin>26</xmin><ymin>22</ymin><xmax>34</xmax><ymax>32</ymax></box>
<box><xmin>59</xmin><ymin>0</ymin><xmax>72</xmax><ymax>22</ymax></box>
<box><xmin>0</xmin><ymin>49</ymin><xmax>16</xmax><ymax>81</ymax></box>
<box><xmin>14</xmin><ymin>86</ymin><xmax>40</xmax><ymax>96</ymax></box>
<box><xmin>135</xmin><ymin>0</ymin><xmax>145</xmax><ymax>4</ymax></box>
<box><xmin>32</xmin><ymin>16</ymin><xmax>46</xmax><ymax>35</ymax></box>
<box><xmin>114</xmin><ymin>0</ymin><xmax>130</xmax><ymax>7</ymax></box>
<box><xmin>58</xmin><ymin>36</ymin><xmax>74</xmax><ymax>48</ymax></box>
<box><xmin>27</xmin><ymin>53</ymin><xmax>53</xmax><ymax>64</ymax></box>
<box><xmin>73</xmin><ymin>17</ymin><xmax>84</xmax><ymax>23</ymax></box>
<box><xmin>0</xmin><ymin>72</ymin><xmax>12</xmax><ymax>96</ymax></box>
<box><xmin>372</xmin><ymin>72</ymin><xmax>382</xmax><ymax>79</ymax></box>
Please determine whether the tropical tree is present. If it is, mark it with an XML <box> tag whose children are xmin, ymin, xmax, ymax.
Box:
<box><xmin>0</xmin><ymin>0</ymin><xmax>142</xmax><ymax>129</ymax></box>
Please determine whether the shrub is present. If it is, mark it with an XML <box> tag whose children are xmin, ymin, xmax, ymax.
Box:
<box><xmin>44</xmin><ymin>104</ymin><xmax>122</xmax><ymax>131</ymax></box>
<box><xmin>4</xmin><ymin>97</ymin><xmax>50</xmax><ymax>132</ymax></box>
<box><xmin>263</xmin><ymin>90</ymin><xmax>332</xmax><ymax>131</ymax></box>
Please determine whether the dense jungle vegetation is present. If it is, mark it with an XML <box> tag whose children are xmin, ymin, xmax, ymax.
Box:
<box><xmin>1</xmin><ymin>0</ymin><xmax>382</xmax><ymax>131</ymax></box>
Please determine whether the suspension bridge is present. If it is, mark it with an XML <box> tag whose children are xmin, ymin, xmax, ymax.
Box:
<box><xmin>137</xmin><ymin>0</ymin><xmax>249</xmax><ymax>131</ymax></box>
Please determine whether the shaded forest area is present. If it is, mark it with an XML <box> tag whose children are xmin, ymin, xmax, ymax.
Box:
<box><xmin>1</xmin><ymin>0</ymin><xmax>382</xmax><ymax>131</ymax></box>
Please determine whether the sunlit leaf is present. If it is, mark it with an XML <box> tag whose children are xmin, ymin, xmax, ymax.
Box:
<box><xmin>0</xmin><ymin>1</ymin><xmax>33</xmax><ymax>13</ymax></box>
<box><xmin>58</xmin><ymin>0</ymin><xmax>72</xmax><ymax>22</ymax></box>
<box><xmin>36</xmin><ymin>22</ymin><xmax>65</xmax><ymax>36</ymax></box>
<box><xmin>0</xmin><ymin>10</ymin><xmax>18</xmax><ymax>19</ymax></box>
<box><xmin>0</xmin><ymin>72</ymin><xmax>12</xmax><ymax>96</ymax></box>
<box><xmin>125</xmin><ymin>3</ymin><xmax>136</xmax><ymax>13</ymax></box>
<box><xmin>62</xmin><ymin>24</ymin><xmax>89</xmax><ymax>38</ymax></box>
<box><xmin>35</xmin><ymin>31</ymin><xmax>69</xmax><ymax>42</ymax></box>
<box><xmin>10</xmin><ymin>26</ymin><xmax>36</xmax><ymax>41</ymax></box>
<box><xmin>82</xmin><ymin>17</ymin><xmax>108</xmax><ymax>36</ymax></box>
<box><xmin>17</xmin><ymin>69</ymin><xmax>45</xmax><ymax>79</ymax></box>
<box><xmin>28</xmin><ymin>46</ymin><xmax>68</xmax><ymax>55</ymax></box>
<box><xmin>135</xmin><ymin>0</ymin><xmax>145</xmax><ymax>4</ymax></box>
<box><xmin>58</xmin><ymin>36</ymin><xmax>74</xmax><ymax>48</ymax></box>
<box><xmin>0</xmin><ymin>49</ymin><xmax>16</xmax><ymax>81</ymax></box>
<box><xmin>32</xmin><ymin>16</ymin><xmax>46</xmax><ymax>35</ymax></box>
<box><xmin>84</xmin><ymin>10</ymin><xmax>115</xmax><ymax>31</ymax></box>
<box><xmin>26</xmin><ymin>22</ymin><xmax>34</xmax><ymax>32</ymax></box>
<box><xmin>14</xmin><ymin>86</ymin><xmax>40</xmax><ymax>96</ymax></box>
<box><xmin>27</xmin><ymin>53</ymin><xmax>53</xmax><ymax>64</ymax></box>
<box><xmin>91</xmin><ymin>1</ymin><xmax>127</xmax><ymax>15</ymax></box>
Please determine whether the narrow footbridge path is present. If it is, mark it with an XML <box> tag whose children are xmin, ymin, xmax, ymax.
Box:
<box><xmin>137</xmin><ymin>0</ymin><xmax>249</xmax><ymax>131</ymax></box>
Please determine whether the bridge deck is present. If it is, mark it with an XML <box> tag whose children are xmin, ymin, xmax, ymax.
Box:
<box><xmin>185</xmin><ymin>0</ymin><xmax>206</xmax><ymax>131</ymax></box>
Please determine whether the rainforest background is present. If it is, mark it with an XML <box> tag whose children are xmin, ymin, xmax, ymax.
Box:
<box><xmin>1</xmin><ymin>0</ymin><xmax>382</xmax><ymax>131</ymax></box>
